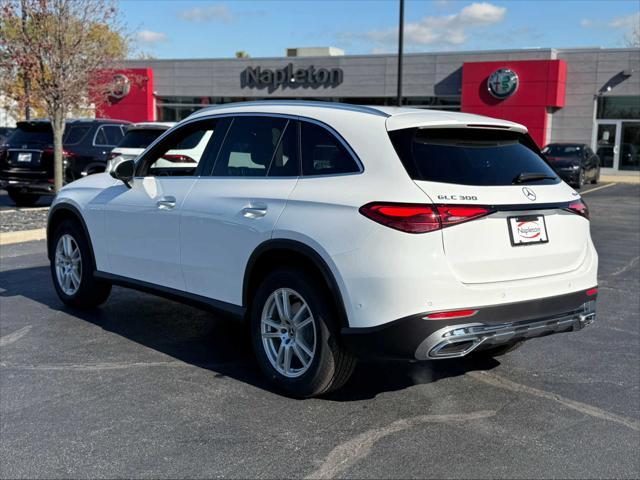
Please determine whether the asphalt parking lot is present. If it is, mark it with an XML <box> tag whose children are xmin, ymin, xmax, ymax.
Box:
<box><xmin>1</xmin><ymin>183</ymin><xmax>639</xmax><ymax>479</ymax></box>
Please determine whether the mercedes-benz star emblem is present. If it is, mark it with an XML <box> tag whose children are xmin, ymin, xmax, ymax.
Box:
<box><xmin>522</xmin><ymin>187</ymin><xmax>537</xmax><ymax>201</ymax></box>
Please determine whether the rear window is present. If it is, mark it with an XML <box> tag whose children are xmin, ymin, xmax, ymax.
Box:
<box><xmin>389</xmin><ymin>128</ymin><xmax>559</xmax><ymax>186</ymax></box>
<box><xmin>9</xmin><ymin>125</ymin><xmax>53</xmax><ymax>146</ymax></box>
<box><xmin>542</xmin><ymin>145</ymin><xmax>582</xmax><ymax>157</ymax></box>
<box><xmin>117</xmin><ymin>128</ymin><xmax>167</xmax><ymax>149</ymax></box>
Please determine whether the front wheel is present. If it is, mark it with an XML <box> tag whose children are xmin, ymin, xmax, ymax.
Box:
<box><xmin>591</xmin><ymin>168</ymin><xmax>600</xmax><ymax>184</ymax></box>
<box><xmin>250</xmin><ymin>268</ymin><xmax>355</xmax><ymax>398</ymax></box>
<box><xmin>574</xmin><ymin>169</ymin><xmax>585</xmax><ymax>189</ymax></box>
<box><xmin>50</xmin><ymin>219</ymin><xmax>112</xmax><ymax>309</ymax></box>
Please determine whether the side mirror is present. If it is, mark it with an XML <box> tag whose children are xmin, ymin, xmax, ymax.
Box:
<box><xmin>109</xmin><ymin>157</ymin><xmax>135</xmax><ymax>188</ymax></box>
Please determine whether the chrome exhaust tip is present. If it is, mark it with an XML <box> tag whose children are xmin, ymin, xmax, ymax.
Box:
<box><xmin>415</xmin><ymin>303</ymin><xmax>596</xmax><ymax>361</ymax></box>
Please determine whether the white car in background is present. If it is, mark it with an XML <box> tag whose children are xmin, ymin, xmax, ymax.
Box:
<box><xmin>47</xmin><ymin>101</ymin><xmax>598</xmax><ymax>398</ymax></box>
<box><xmin>106</xmin><ymin>122</ymin><xmax>175</xmax><ymax>172</ymax></box>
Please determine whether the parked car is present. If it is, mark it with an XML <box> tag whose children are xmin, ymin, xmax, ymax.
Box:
<box><xmin>0</xmin><ymin>127</ymin><xmax>15</xmax><ymax>145</ymax></box>
<box><xmin>542</xmin><ymin>143</ymin><xmax>600</xmax><ymax>188</ymax></box>
<box><xmin>0</xmin><ymin>119</ymin><xmax>130</xmax><ymax>206</ymax></box>
<box><xmin>106</xmin><ymin>122</ymin><xmax>175</xmax><ymax>172</ymax></box>
<box><xmin>47</xmin><ymin>101</ymin><xmax>598</xmax><ymax>397</ymax></box>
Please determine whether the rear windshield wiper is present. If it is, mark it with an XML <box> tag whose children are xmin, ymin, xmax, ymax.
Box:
<box><xmin>512</xmin><ymin>172</ymin><xmax>557</xmax><ymax>184</ymax></box>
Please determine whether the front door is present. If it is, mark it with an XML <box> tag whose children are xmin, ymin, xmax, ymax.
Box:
<box><xmin>102</xmin><ymin>118</ymin><xmax>221</xmax><ymax>290</ymax></box>
<box><xmin>594</xmin><ymin>121</ymin><xmax>619</xmax><ymax>170</ymax></box>
<box><xmin>180</xmin><ymin>115</ymin><xmax>300</xmax><ymax>305</ymax></box>
<box><xmin>619</xmin><ymin>121</ymin><xmax>640</xmax><ymax>172</ymax></box>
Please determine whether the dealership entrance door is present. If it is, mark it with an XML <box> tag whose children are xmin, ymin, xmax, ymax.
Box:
<box><xmin>594</xmin><ymin>120</ymin><xmax>640</xmax><ymax>172</ymax></box>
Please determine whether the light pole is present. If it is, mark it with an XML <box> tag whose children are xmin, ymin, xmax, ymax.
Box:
<box><xmin>396</xmin><ymin>0</ymin><xmax>404</xmax><ymax>107</ymax></box>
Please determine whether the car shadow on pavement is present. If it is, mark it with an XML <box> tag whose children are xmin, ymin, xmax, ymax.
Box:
<box><xmin>0</xmin><ymin>264</ymin><xmax>500</xmax><ymax>401</ymax></box>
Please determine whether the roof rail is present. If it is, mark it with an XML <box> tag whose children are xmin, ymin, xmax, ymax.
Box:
<box><xmin>191</xmin><ymin>100</ymin><xmax>390</xmax><ymax>118</ymax></box>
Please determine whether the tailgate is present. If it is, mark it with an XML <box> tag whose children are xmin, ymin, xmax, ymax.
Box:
<box><xmin>415</xmin><ymin>181</ymin><xmax>588</xmax><ymax>284</ymax></box>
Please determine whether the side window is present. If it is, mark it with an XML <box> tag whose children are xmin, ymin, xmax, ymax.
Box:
<box><xmin>268</xmin><ymin>121</ymin><xmax>299</xmax><ymax>177</ymax></box>
<box><xmin>94</xmin><ymin>125</ymin><xmax>125</xmax><ymax>146</ymax></box>
<box><xmin>138</xmin><ymin>119</ymin><xmax>219</xmax><ymax>177</ymax></box>
<box><xmin>300</xmin><ymin>121</ymin><xmax>359</xmax><ymax>176</ymax></box>
<box><xmin>64</xmin><ymin>125</ymin><xmax>91</xmax><ymax>145</ymax></box>
<box><xmin>211</xmin><ymin>116</ymin><xmax>287</xmax><ymax>177</ymax></box>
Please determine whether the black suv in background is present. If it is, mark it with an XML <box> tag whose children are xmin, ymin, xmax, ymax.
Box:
<box><xmin>0</xmin><ymin>127</ymin><xmax>14</xmax><ymax>145</ymax></box>
<box><xmin>0</xmin><ymin>119</ymin><xmax>129</xmax><ymax>206</ymax></box>
<box><xmin>541</xmin><ymin>143</ymin><xmax>600</xmax><ymax>189</ymax></box>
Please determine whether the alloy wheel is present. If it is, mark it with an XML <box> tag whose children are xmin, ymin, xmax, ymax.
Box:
<box><xmin>55</xmin><ymin>234</ymin><xmax>82</xmax><ymax>296</ymax></box>
<box><xmin>260</xmin><ymin>288</ymin><xmax>317</xmax><ymax>378</ymax></box>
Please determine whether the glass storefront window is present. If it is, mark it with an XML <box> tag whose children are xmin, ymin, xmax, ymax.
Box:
<box><xmin>155</xmin><ymin>96</ymin><xmax>462</xmax><ymax>121</ymax></box>
<box><xmin>620</xmin><ymin>122</ymin><xmax>640</xmax><ymax>171</ymax></box>
<box><xmin>597</xmin><ymin>96</ymin><xmax>640</xmax><ymax>120</ymax></box>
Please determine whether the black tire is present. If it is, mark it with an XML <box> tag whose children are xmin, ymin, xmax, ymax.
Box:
<box><xmin>250</xmin><ymin>268</ymin><xmax>356</xmax><ymax>398</ymax></box>
<box><xmin>7</xmin><ymin>188</ymin><xmax>40</xmax><ymax>207</ymax></box>
<box><xmin>573</xmin><ymin>169</ymin><xmax>585</xmax><ymax>189</ymax></box>
<box><xmin>50</xmin><ymin>219</ymin><xmax>111</xmax><ymax>309</ymax></box>
<box><xmin>591</xmin><ymin>168</ymin><xmax>600</xmax><ymax>184</ymax></box>
<box><xmin>472</xmin><ymin>341</ymin><xmax>523</xmax><ymax>359</ymax></box>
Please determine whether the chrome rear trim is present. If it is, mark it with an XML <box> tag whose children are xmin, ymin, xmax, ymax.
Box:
<box><xmin>415</xmin><ymin>301</ymin><xmax>596</xmax><ymax>360</ymax></box>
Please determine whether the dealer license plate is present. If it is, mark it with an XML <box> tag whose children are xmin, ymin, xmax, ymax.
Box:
<box><xmin>508</xmin><ymin>215</ymin><xmax>548</xmax><ymax>246</ymax></box>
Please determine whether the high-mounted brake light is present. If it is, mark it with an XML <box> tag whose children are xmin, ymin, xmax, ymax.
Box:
<box><xmin>565</xmin><ymin>199</ymin><xmax>589</xmax><ymax>220</ymax></box>
<box><xmin>359</xmin><ymin>203</ymin><xmax>494</xmax><ymax>234</ymax></box>
<box><xmin>425</xmin><ymin>309</ymin><xmax>478</xmax><ymax>319</ymax></box>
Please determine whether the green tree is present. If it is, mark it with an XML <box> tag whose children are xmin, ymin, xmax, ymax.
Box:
<box><xmin>0</xmin><ymin>0</ymin><xmax>128</xmax><ymax>192</ymax></box>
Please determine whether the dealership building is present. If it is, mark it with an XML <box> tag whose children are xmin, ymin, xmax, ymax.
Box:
<box><xmin>101</xmin><ymin>46</ymin><xmax>637</xmax><ymax>174</ymax></box>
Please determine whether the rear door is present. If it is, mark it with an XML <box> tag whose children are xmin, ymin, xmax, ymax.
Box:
<box><xmin>180</xmin><ymin>115</ymin><xmax>299</xmax><ymax>305</ymax></box>
<box><xmin>388</xmin><ymin>127</ymin><xmax>588</xmax><ymax>284</ymax></box>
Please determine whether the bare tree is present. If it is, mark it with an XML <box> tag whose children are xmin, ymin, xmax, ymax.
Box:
<box><xmin>624</xmin><ymin>23</ymin><xmax>640</xmax><ymax>48</ymax></box>
<box><xmin>0</xmin><ymin>0</ymin><xmax>128</xmax><ymax>192</ymax></box>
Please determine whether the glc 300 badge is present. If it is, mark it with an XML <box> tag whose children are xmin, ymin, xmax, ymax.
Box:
<box><xmin>487</xmin><ymin>68</ymin><xmax>519</xmax><ymax>99</ymax></box>
<box><xmin>522</xmin><ymin>187</ymin><xmax>536</xmax><ymax>201</ymax></box>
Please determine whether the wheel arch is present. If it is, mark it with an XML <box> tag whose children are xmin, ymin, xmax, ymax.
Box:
<box><xmin>243</xmin><ymin>239</ymin><xmax>350</xmax><ymax>327</ymax></box>
<box><xmin>47</xmin><ymin>203</ymin><xmax>96</xmax><ymax>269</ymax></box>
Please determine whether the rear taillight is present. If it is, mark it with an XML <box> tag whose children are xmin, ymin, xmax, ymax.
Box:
<box><xmin>162</xmin><ymin>154</ymin><xmax>195</xmax><ymax>163</ymax></box>
<box><xmin>586</xmin><ymin>287</ymin><xmax>598</xmax><ymax>296</ymax></box>
<box><xmin>565</xmin><ymin>199</ymin><xmax>589</xmax><ymax>220</ymax></box>
<box><xmin>43</xmin><ymin>148</ymin><xmax>77</xmax><ymax>159</ymax></box>
<box><xmin>359</xmin><ymin>203</ymin><xmax>494</xmax><ymax>234</ymax></box>
<box><xmin>107</xmin><ymin>151</ymin><xmax>120</xmax><ymax>160</ymax></box>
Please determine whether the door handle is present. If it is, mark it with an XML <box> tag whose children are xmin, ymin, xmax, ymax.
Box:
<box><xmin>156</xmin><ymin>196</ymin><xmax>176</xmax><ymax>210</ymax></box>
<box><xmin>241</xmin><ymin>204</ymin><xmax>267</xmax><ymax>219</ymax></box>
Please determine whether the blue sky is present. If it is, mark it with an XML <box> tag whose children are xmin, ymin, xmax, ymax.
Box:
<box><xmin>120</xmin><ymin>0</ymin><xmax>640</xmax><ymax>58</ymax></box>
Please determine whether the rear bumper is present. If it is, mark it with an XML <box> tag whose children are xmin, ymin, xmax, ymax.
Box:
<box><xmin>341</xmin><ymin>289</ymin><xmax>597</xmax><ymax>360</ymax></box>
<box><xmin>0</xmin><ymin>177</ymin><xmax>56</xmax><ymax>194</ymax></box>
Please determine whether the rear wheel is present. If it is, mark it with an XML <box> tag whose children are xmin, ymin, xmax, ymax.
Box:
<box><xmin>7</xmin><ymin>188</ymin><xmax>40</xmax><ymax>207</ymax></box>
<box><xmin>50</xmin><ymin>219</ymin><xmax>111</xmax><ymax>308</ymax></box>
<box><xmin>250</xmin><ymin>268</ymin><xmax>355</xmax><ymax>398</ymax></box>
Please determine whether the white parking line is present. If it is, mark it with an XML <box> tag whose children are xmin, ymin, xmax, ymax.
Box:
<box><xmin>468</xmin><ymin>371</ymin><xmax>640</xmax><ymax>432</ymax></box>
<box><xmin>0</xmin><ymin>325</ymin><xmax>32</xmax><ymax>347</ymax></box>
<box><xmin>581</xmin><ymin>183</ymin><xmax>617</xmax><ymax>195</ymax></box>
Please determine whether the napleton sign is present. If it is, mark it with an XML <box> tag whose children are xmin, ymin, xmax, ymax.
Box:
<box><xmin>241</xmin><ymin>64</ymin><xmax>344</xmax><ymax>92</ymax></box>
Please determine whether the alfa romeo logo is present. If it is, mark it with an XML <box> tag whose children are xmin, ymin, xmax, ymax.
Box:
<box><xmin>487</xmin><ymin>68</ymin><xmax>518</xmax><ymax>99</ymax></box>
<box><xmin>108</xmin><ymin>74</ymin><xmax>131</xmax><ymax>100</ymax></box>
<box><xmin>522</xmin><ymin>187</ymin><xmax>537</xmax><ymax>201</ymax></box>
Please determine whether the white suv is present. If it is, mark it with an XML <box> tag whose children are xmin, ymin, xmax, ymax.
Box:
<box><xmin>47</xmin><ymin>101</ymin><xmax>598</xmax><ymax>397</ymax></box>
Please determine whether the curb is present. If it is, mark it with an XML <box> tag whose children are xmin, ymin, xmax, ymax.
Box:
<box><xmin>0</xmin><ymin>228</ymin><xmax>47</xmax><ymax>246</ymax></box>
<box><xmin>600</xmin><ymin>175</ymin><xmax>639</xmax><ymax>184</ymax></box>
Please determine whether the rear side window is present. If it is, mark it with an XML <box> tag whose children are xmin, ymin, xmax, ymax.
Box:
<box><xmin>117</xmin><ymin>129</ymin><xmax>166</xmax><ymax>149</ymax></box>
<box><xmin>95</xmin><ymin>125</ymin><xmax>125</xmax><ymax>146</ymax></box>
<box><xmin>300</xmin><ymin>122</ymin><xmax>359</xmax><ymax>176</ymax></box>
<box><xmin>9</xmin><ymin>125</ymin><xmax>53</xmax><ymax>146</ymax></box>
<box><xmin>212</xmin><ymin>116</ymin><xmax>287</xmax><ymax>177</ymax></box>
<box><xmin>389</xmin><ymin>128</ymin><xmax>559</xmax><ymax>186</ymax></box>
<box><xmin>64</xmin><ymin>126</ymin><xmax>91</xmax><ymax>145</ymax></box>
